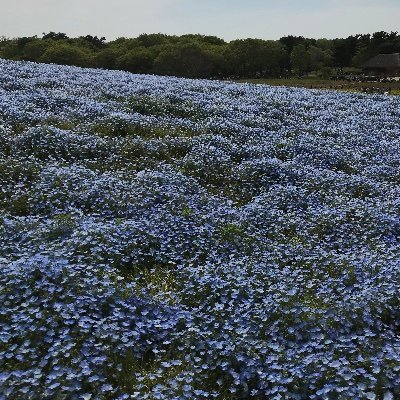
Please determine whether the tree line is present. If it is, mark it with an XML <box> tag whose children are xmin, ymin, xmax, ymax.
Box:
<box><xmin>0</xmin><ymin>31</ymin><xmax>399</xmax><ymax>79</ymax></box>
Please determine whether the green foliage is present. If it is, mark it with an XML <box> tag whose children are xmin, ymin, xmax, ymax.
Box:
<box><xmin>40</xmin><ymin>43</ymin><xmax>92</xmax><ymax>67</ymax></box>
<box><xmin>2</xmin><ymin>31</ymin><xmax>399</xmax><ymax>79</ymax></box>
<box><xmin>90</xmin><ymin>118</ymin><xmax>164</xmax><ymax>139</ymax></box>
<box><xmin>153</xmin><ymin>42</ymin><xmax>221</xmax><ymax>78</ymax></box>
<box><xmin>116</xmin><ymin>47</ymin><xmax>154</xmax><ymax>73</ymax></box>
<box><xmin>127</xmin><ymin>95</ymin><xmax>207</xmax><ymax>120</ymax></box>
<box><xmin>94</xmin><ymin>48</ymin><xmax>120</xmax><ymax>69</ymax></box>
<box><xmin>45</xmin><ymin>213</ymin><xmax>76</xmax><ymax>240</ymax></box>
<box><xmin>9</xmin><ymin>194</ymin><xmax>30</xmax><ymax>216</ymax></box>
<box><xmin>181</xmin><ymin>204</ymin><xmax>193</xmax><ymax>218</ymax></box>
<box><xmin>318</xmin><ymin>66</ymin><xmax>334</xmax><ymax>79</ymax></box>
<box><xmin>308</xmin><ymin>45</ymin><xmax>332</xmax><ymax>70</ymax></box>
<box><xmin>225</xmin><ymin>39</ymin><xmax>289</xmax><ymax>77</ymax></box>
<box><xmin>352</xmin><ymin>46</ymin><xmax>379</xmax><ymax>68</ymax></box>
<box><xmin>291</xmin><ymin>44</ymin><xmax>311</xmax><ymax>76</ymax></box>
<box><xmin>42</xmin><ymin>32</ymin><xmax>69</xmax><ymax>41</ymax></box>
<box><xmin>136</xmin><ymin>33</ymin><xmax>169</xmax><ymax>47</ymax></box>
<box><xmin>2</xmin><ymin>43</ymin><xmax>21</xmax><ymax>59</ymax></box>
<box><xmin>217</xmin><ymin>223</ymin><xmax>251</xmax><ymax>245</ymax></box>
<box><xmin>23</xmin><ymin>40</ymin><xmax>51</xmax><ymax>61</ymax></box>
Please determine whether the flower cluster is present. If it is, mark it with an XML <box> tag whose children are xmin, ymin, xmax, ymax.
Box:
<box><xmin>1</xmin><ymin>58</ymin><xmax>400</xmax><ymax>399</ymax></box>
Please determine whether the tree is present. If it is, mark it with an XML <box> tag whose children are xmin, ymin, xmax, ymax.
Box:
<box><xmin>42</xmin><ymin>32</ymin><xmax>69</xmax><ymax>41</ymax></box>
<box><xmin>153</xmin><ymin>43</ymin><xmax>219</xmax><ymax>78</ymax></box>
<box><xmin>291</xmin><ymin>44</ymin><xmax>311</xmax><ymax>76</ymax></box>
<box><xmin>308</xmin><ymin>46</ymin><xmax>331</xmax><ymax>71</ymax></box>
<box><xmin>78</xmin><ymin>35</ymin><xmax>106</xmax><ymax>49</ymax></box>
<box><xmin>40</xmin><ymin>43</ymin><xmax>91</xmax><ymax>67</ymax></box>
<box><xmin>181</xmin><ymin>34</ymin><xmax>226</xmax><ymax>46</ymax></box>
<box><xmin>0</xmin><ymin>37</ymin><xmax>9</xmax><ymax>57</ymax></box>
<box><xmin>332</xmin><ymin>36</ymin><xmax>358</xmax><ymax>68</ymax></box>
<box><xmin>279</xmin><ymin>36</ymin><xmax>306</xmax><ymax>54</ymax></box>
<box><xmin>23</xmin><ymin>40</ymin><xmax>51</xmax><ymax>61</ymax></box>
<box><xmin>136</xmin><ymin>33</ymin><xmax>168</xmax><ymax>48</ymax></box>
<box><xmin>1</xmin><ymin>43</ymin><xmax>21</xmax><ymax>59</ymax></box>
<box><xmin>16</xmin><ymin>36</ymin><xmax>37</xmax><ymax>49</ymax></box>
<box><xmin>1</xmin><ymin>31</ymin><xmax>398</xmax><ymax>80</ymax></box>
<box><xmin>315</xmin><ymin>38</ymin><xmax>334</xmax><ymax>51</ymax></box>
<box><xmin>352</xmin><ymin>46</ymin><xmax>378</xmax><ymax>68</ymax></box>
<box><xmin>116</xmin><ymin>47</ymin><xmax>154</xmax><ymax>74</ymax></box>
<box><xmin>95</xmin><ymin>48</ymin><xmax>121</xmax><ymax>69</ymax></box>
<box><xmin>318</xmin><ymin>66</ymin><xmax>333</xmax><ymax>79</ymax></box>
<box><xmin>225</xmin><ymin>39</ymin><xmax>288</xmax><ymax>78</ymax></box>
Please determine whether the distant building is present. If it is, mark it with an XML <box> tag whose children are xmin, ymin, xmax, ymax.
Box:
<box><xmin>363</xmin><ymin>53</ymin><xmax>400</xmax><ymax>76</ymax></box>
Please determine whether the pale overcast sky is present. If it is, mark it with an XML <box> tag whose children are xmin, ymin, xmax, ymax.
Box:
<box><xmin>0</xmin><ymin>0</ymin><xmax>398</xmax><ymax>41</ymax></box>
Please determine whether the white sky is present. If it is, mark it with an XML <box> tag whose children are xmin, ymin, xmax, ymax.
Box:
<box><xmin>0</xmin><ymin>0</ymin><xmax>398</xmax><ymax>41</ymax></box>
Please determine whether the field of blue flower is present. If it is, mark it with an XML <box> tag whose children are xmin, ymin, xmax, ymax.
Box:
<box><xmin>0</xmin><ymin>58</ymin><xmax>400</xmax><ymax>400</ymax></box>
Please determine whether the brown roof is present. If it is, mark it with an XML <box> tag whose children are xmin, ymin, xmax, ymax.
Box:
<box><xmin>363</xmin><ymin>53</ymin><xmax>400</xmax><ymax>69</ymax></box>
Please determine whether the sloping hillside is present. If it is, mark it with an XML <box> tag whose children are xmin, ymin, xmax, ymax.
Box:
<box><xmin>1</xmin><ymin>59</ymin><xmax>400</xmax><ymax>399</ymax></box>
